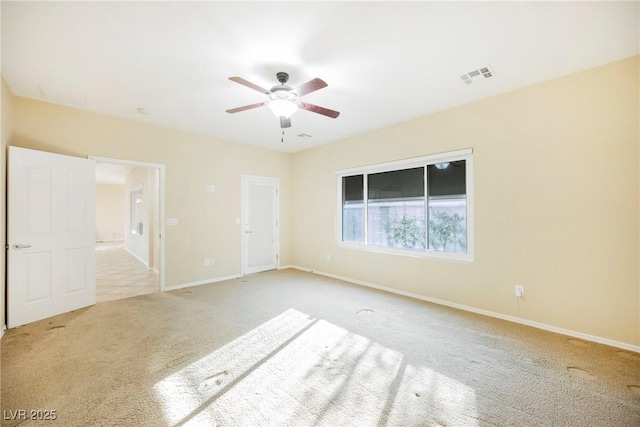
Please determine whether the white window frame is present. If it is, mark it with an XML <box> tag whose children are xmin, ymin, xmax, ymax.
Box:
<box><xmin>336</xmin><ymin>148</ymin><xmax>474</xmax><ymax>262</ymax></box>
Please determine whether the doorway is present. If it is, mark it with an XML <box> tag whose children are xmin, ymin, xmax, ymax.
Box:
<box><xmin>92</xmin><ymin>157</ymin><xmax>165</xmax><ymax>302</ymax></box>
<box><xmin>241</xmin><ymin>175</ymin><xmax>279</xmax><ymax>275</ymax></box>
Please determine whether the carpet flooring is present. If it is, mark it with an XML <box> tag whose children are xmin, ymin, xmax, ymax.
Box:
<box><xmin>1</xmin><ymin>269</ymin><xmax>639</xmax><ymax>426</ymax></box>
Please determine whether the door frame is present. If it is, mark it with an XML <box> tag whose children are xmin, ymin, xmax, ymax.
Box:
<box><xmin>241</xmin><ymin>175</ymin><xmax>280</xmax><ymax>276</ymax></box>
<box><xmin>90</xmin><ymin>156</ymin><xmax>167</xmax><ymax>291</ymax></box>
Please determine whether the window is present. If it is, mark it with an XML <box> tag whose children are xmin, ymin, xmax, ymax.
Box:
<box><xmin>368</xmin><ymin>167</ymin><xmax>425</xmax><ymax>250</ymax></box>
<box><xmin>427</xmin><ymin>160</ymin><xmax>467</xmax><ymax>254</ymax></box>
<box><xmin>337</xmin><ymin>149</ymin><xmax>473</xmax><ymax>261</ymax></box>
<box><xmin>342</xmin><ymin>175</ymin><xmax>364</xmax><ymax>243</ymax></box>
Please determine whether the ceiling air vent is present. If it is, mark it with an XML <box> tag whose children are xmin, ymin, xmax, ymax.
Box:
<box><xmin>460</xmin><ymin>66</ymin><xmax>494</xmax><ymax>85</ymax></box>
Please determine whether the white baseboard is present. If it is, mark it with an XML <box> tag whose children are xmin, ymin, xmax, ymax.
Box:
<box><xmin>287</xmin><ymin>265</ymin><xmax>640</xmax><ymax>353</ymax></box>
<box><xmin>164</xmin><ymin>274</ymin><xmax>241</xmax><ymax>292</ymax></box>
<box><xmin>1</xmin><ymin>324</ymin><xmax>6</xmax><ymax>339</ymax></box>
<box><xmin>125</xmin><ymin>247</ymin><xmax>149</xmax><ymax>268</ymax></box>
<box><xmin>278</xmin><ymin>264</ymin><xmax>294</xmax><ymax>270</ymax></box>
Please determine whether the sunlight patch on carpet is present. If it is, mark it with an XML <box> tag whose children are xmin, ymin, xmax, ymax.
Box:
<box><xmin>153</xmin><ymin>308</ymin><xmax>478</xmax><ymax>426</ymax></box>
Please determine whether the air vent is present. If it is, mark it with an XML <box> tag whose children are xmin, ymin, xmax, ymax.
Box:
<box><xmin>39</xmin><ymin>86</ymin><xmax>87</xmax><ymax>108</ymax></box>
<box><xmin>460</xmin><ymin>66</ymin><xmax>495</xmax><ymax>85</ymax></box>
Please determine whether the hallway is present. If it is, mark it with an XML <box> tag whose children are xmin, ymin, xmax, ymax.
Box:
<box><xmin>96</xmin><ymin>244</ymin><xmax>159</xmax><ymax>303</ymax></box>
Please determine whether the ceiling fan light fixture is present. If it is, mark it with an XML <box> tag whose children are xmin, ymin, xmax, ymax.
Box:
<box><xmin>227</xmin><ymin>72</ymin><xmax>339</xmax><ymax>128</ymax></box>
<box><xmin>268</xmin><ymin>99</ymin><xmax>298</xmax><ymax>118</ymax></box>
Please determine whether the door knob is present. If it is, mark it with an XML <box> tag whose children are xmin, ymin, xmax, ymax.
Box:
<box><xmin>12</xmin><ymin>244</ymin><xmax>32</xmax><ymax>249</ymax></box>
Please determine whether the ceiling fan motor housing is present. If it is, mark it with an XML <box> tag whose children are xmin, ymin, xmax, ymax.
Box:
<box><xmin>276</xmin><ymin>72</ymin><xmax>289</xmax><ymax>84</ymax></box>
<box><xmin>270</xmin><ymin>72</ymin><xmax>296</xmax><ymax>99</ymax></box>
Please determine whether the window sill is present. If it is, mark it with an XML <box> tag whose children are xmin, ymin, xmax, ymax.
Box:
<box><xmin>337</xmin><ymin>242</ymin><xmax>473</xmax><ymax>263</ymax></box>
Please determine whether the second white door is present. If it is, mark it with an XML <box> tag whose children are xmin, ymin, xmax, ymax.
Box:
<box><xmin>242</xmin><ymin>176</ymin><xmax>279</xmax><ymax>275</ymax></box>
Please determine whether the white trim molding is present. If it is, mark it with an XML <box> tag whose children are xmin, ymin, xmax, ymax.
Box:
<box><xmin>125</xmin><ymin>247</ymin><xmax>149</xmax><ymax>268</ymax></box>
<box><xmin>335</xmin><ymin>148</ymin><xmax>473</xmax><ymax>176</ymax></box>
<box><xmin>287</xmin><ymin>266</ymin><xmax>640</xmax><ymax>353</ymax></box>
<box><xmin>164</xmin><ymin>274</ymin><xmax>241</xmax><ymax>292</ymax></box>
<box><xmin>1</xmin><ymin>324</ymin><xmax>6</xmax><ymax>339</ymax></box>
<box><xmin>90</xmin><ymin>155</ymin><xmax>167</xmax><ymax>291</ymax></box>
<box><xmin>241</xmin><ymin>175</ymin><xmax>280</xmax><ymax>275</ymax></box>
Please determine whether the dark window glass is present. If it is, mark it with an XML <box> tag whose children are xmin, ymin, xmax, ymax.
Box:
<box><xmin>342</xmin><ymin>175</ymin><xmax>364</xmax><ymax>243</ymax></box>
<box><xmin>368</xmin><ymin>167</ymin><xmax>424</xmax><ymax>200</ymax></box>
<box><xmin>367</xmin><ymin>167</ymin><xmax>425</xmax><ymax>250</ymax></box>
<box><xmin>427</xmin><ymin>160</ymin><xmax>467</xmax><ymax>253</ymax></box>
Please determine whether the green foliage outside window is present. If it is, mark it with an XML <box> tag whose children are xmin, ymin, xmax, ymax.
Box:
<box><xmin>428</xmin><ymin>210</ymin><xmax>465</xmax><ymax>251</ymax></box>
<box><xmin>392</xmin><ymin>216</ymin><xmax>426</xmax><ymax>249</ymax></box>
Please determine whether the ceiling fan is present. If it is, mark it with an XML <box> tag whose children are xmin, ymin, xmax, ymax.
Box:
<box><xmin>226</xmin><ymin>72</ymin><xmax>340</xmax><ymax>128</ymax></box>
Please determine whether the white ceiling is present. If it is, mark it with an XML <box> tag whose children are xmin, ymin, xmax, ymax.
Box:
<box><xmin>2</xmin><ymin>2</ymin><xmax>638</xmax><ymax>153</ymax></box>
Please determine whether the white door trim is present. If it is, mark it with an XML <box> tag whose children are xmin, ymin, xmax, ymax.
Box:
<box><xmin>241</xmin><ymin>175</ymin><xmax>280</xmax><ymax>275</ymax></box>
<box><xmin>89</xmin><ymin>156</ymin><xmax>167</xmax><ymax>291</ymax></box>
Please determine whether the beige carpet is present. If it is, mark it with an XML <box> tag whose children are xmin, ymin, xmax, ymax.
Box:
<box><xmin>1</xmin><ymin>269</ymin><xmax>639</xmax><ymax>426</ymax></box>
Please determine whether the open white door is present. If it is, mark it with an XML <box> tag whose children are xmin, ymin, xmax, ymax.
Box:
<box><xmin>8</xmin><ymin>147</ymin><xmax>96</xmax><ymax>328</ymax></box>
<box><xmin>242</xmin><ymin>175</ymin><xmax>279</xmax><ymax>275</ymax></box>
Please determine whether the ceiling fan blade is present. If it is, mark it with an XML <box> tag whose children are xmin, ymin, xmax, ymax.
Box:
<box><xmin>229</xmin><ymin>77</ymin><xmax>270</xmax><ymax>94</ymax></box>
<box><xmin>225</xmin><ymin>102</ymin><xmax>265</xmax><ymax>114</ymax></box>
<box><xmin>299</xmin><ymin>102</ymin><xmax>340</xmax><ymax>119</ymax></box>
<box><xmin>294</xmin><ymin>78</ymin><xmax>327</xmax><ymax>97</ymax></box>
<box><xmin>280</xmin><ymin>116</ymin><xmax>292</xmax><ymax>128</ymax></box>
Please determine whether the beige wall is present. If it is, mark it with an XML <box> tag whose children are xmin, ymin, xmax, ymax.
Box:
<box><xmin>125</xmin><ymin>167</ymin><xmax>150</xmax><ymax>265</ymax></box>
<box><xmin>291</xmin><ymin>56</ymin><xmax>640</xmax><ymax>346</ymax></box>
<box><xmin>95</xmin><ymin>184</ymin><xmax>125</xmax><ymax>242</ymax></box>
<box><xmin>149</xmin><ymin>168</ymin><xmax>160</xmax><ymax>273</ymax></box>
<box><xmin>10</xmin><ymin>97</ymin><xmax>293</xmax><ymax>287</ymax></box>
<box><xmin>123</xmin><ymin>166</ymin><xmax>160</xmax><ymax>271</ymax></box>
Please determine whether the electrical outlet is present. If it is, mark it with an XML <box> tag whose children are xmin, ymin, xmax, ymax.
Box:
<box><xmin>515</xmin><ymin>285</ymin><xmax>525</xmax><ymax>298</ymax></box>
<box><xmin>204</xmin><ymin>258</ymin><xmax>210</xmax><ymax>266</ymax></box>
<box><xmin>210</xmin><ymin>258</ymin><xmax>215</xmax><ymax>265</ymax></box>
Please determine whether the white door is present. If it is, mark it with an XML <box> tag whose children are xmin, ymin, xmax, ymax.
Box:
<box><xmin>242</xmin><ymin>176</ymin><xmax>279</xmax><ymax>275</ymax></box>
<box><xmin>8</xmin><ymin>147</ymin><xmax>96</xmax><ymax>328</ymax></box>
